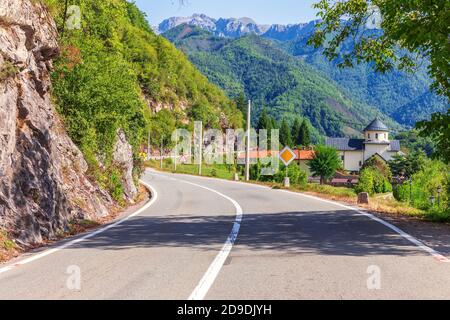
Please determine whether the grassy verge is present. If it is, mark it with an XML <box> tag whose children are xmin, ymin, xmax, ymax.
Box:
<box><xmin>146</xmin><ymin>160</ymin><xmax>240</xmax><ymax>181</ymax></box>
<box><xmin>146</xmin><ymin>161</ymin><xmax>449</xmax><ymax>223</ymax></box>
<box><xmin>0</xmin><ymin>230</ymin><xmax>18</xmax><ymax>263</ymax></box>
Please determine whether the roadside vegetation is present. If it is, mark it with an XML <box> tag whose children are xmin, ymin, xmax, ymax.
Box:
<box><xmin>41</xmin><ymin>0</ymin><xmax>242</xmax><ymax>203</ymax></box>
<box><xmin>0</xmin><ymin>230</ymin><xmax>17</xmax><ymax>263</ymax></box>
<box><xmin>146</xmin><ymin>103</ymin><xmax>449</xmax><ymax>223</ymax></box>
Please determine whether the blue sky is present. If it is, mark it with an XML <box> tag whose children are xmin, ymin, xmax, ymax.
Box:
<box><xmin>134</xmin><ymin>0</ymin><xmax>319</xmax><ymax>26</ymax></box>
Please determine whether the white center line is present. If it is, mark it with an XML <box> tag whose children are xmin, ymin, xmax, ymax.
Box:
<box><xmin>151</xmin><ymin>172</ymin><xmax>244</xmax><ymax>300</ymax></box>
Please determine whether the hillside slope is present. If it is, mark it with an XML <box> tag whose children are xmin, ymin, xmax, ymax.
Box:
<box><xmin>164</xmin><ymin>24</ymin><xmax>401</xmax><ymax>138</ymax></box>
<box><xmin>45</xmin><ymin>0</ymin><xmax>243</xmax><ymax>196</ymax></box>
<box><xmin>160</xmin><ymin>14</ymin><xmax>448</xmax><ymax>128</ymax></box>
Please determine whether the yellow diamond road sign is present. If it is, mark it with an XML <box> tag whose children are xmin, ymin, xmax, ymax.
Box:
<box><xmin>279</xmin><ymin>146</ymin><xmax>297</xmax><ymax>166</ymax></box>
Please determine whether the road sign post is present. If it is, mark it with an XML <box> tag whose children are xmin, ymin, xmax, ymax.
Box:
<box><xmin>245</xmin><ymin>100</ymin><xmax>251</xmax><ymax>181</ymax></box>
<box><xmin>279</xmin><ymin>146</ymin><xmax>297</xmax><ymax>188</ymax></box>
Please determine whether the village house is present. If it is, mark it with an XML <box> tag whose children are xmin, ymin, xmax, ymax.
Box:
<box><xmin>325</xmin><ymin>118</ymin><xmax>402</xmax><ymax>173</ymax></box>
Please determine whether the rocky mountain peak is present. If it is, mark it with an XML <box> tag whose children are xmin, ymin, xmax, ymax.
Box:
<box><xmin>158</xmin><ymin>13</ymin><xmax>313</xmax><ymax>40</ymax></box>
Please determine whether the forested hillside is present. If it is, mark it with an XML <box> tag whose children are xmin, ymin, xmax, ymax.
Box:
<box><xmin>164</xmin><ymin>24</ymin><xmax>400</xmax><ymax>138</ymax></box>
<box><xmin>43</xmin><ymin>0</ymin><xmax>242</xmax><ymax>198</ymax></box>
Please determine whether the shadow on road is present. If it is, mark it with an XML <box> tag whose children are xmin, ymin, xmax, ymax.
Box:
<box><xmin>66</xmin><ymin>210</ymin><xmax>433</xmax><ymax>257</ymax></box>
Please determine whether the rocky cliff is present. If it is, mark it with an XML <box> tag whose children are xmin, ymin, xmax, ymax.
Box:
<box><xmin>0</xmin><ymin>0</ymin><xmax>122</xmax><ymax>245</ymax></box>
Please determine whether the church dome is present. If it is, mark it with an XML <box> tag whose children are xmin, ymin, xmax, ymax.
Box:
<box><xmin>364</xmin><ymin>118</ymin><xmax>389</xmax><ymax>132</ymax></box>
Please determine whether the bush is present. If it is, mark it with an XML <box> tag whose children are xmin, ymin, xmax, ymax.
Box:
<box><xmin>393</xmin><ymin>183</ymin><xmax>410</xmax><ymax>202</ymax></box>
<box><xmin>393</xmin><ymin>160</ymin><xmax>449</xmax><ymax>211</ymax></box>
<box><xmin>410</xmin><ymin>160</ymin><xmax>449</xmax><ymax>210</ymax></box>
<box><xmin>355</xmin><ymin>169</ymin><xmax>375</xmax><ymax>195</ymax></box>
<box><xmin>108</xmin><ymin>168</ymin><xmax>124</xmax><ymax>203</ymax></box>
<box><xmin>272</xmin><ymin>163</ymin><xmax>307</xmax><ymax>187</ymax></box>
<box><xmin>355</xmin><ymin>168</ymin><xmax>392</xmax><ymax>195</ymax></box>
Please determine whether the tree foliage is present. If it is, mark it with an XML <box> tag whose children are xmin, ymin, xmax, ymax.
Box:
<box><xmin>389</xmin><ymin>151</ymin><xmax>427</xmax><ymax>179</ymax></box>
<box><xmin>355</xmin><ymin>168</ymin><xmax>392</xmax><ymax>195</ymax></box>
<box><xmin>310</xmin><ymin>0</ymin><xmax>450</xmax><ymax>100</ymax></box>
<box><xmin>308</xmin><ymin>145</ymin><xmax>341</xmax><ymax>184</ymax></box>
<box><xmin>43</xmin><ymin>0</ymin><xmax>242</xmax><ymax>196</ymax></box>
<box><xmin>416</xmin><ymin>109</ymin><xmax>450</xmax><ymax>164</ymax></box>
<box><xmin>310</xmin><ymin>0</ymin><xmax>450</xmax><ymax>164</ymax></box>
<box><xmin>279</xmin><ymin>119</ymin><xmax>293</xmax><ymax>147</ymax></box>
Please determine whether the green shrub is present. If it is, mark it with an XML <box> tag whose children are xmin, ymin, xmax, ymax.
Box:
<box><xmin>355</xmin><ymin>168</ymin><xmax>392</xmax><ymax>195</ymax></box>
<box><xmin>426</xmin><ymin>207</ymin><xmax>450</xmax><ymax>223</ymax></box>
<box><xmin>108</xmin><ymin>168</ymin><xmax>124</xmax><ymax>202</ymax></box>
<box><xmin>355</xmin><ymin>169</ymin><xmax>375</xmax><ymax>195</ymax></box>
<box><xmin>393</xmin><ymin>183</ymin><xmax>410</xmax><ymax>202</ymax></box>
<box><xmin>410</xmin><ymin>160</ymin><xmax>449</xmax><ymax>210</ymax></box>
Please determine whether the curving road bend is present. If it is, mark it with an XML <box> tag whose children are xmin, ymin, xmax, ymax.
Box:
<box><xmin>0</xmin><ymin>169</ymin><xmax>449</xmax><ymax>300</ymax></box>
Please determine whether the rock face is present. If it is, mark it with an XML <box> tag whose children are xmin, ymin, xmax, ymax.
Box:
<box><xmin>0</xmin><ymin>0</ymin><xmax>113</xmax><ymax>245</ymax></box>
<box><xmin>158</xmin><ymin>14</ymin><xmax>313</xmax><ymax>39</ymax></box>
<box><xmin>113</xmin><ymin>129</ymin><xmax>137</xmax><ymax>202</ymax></box>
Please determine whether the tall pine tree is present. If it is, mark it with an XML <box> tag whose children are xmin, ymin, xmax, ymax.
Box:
<box><xmin>280</xmin><ymin>118</ymin><xmax>293</xmax><ymax>147</ymax></box>
<box><xmin>257</xmin><ymin>108</ymin><xmax>272</xmax><ymax>131</ymax></box>
<box><xmin>292</xmin><ymin>118</ymin><xmax>302</xmax><ymax>146</ymax></box>
<box><xmin>299</xmin><ymin>120</ymin><xmax>312</xmax><ymax>147</ymax></box>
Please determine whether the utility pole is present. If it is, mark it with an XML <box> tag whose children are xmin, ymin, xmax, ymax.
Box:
<box><xmin>245</xmin><ymin>100</ymin><xmax>251</xmax><ymax>181</ymax></box>
<box><xmin>160</xmin><ymin>138</ymin><xmax>163</xmax><ymax>169</ymax></box>
<box><xmin>147</xmin><ymin>132</ymin><xmax>151</xmax><ymax>161</ymax></box>
<box><xmin>174</xmin><ymin>130</ymin><xmax>178</xmax><ymax>172</ymax></box>
<box><xmin>198</xmin><ymin>123</ymin><xmax>203</xmax><ymax>176</ymax></box>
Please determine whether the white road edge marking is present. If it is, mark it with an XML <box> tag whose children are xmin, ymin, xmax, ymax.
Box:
<box><xmin>152</xmin><ymin>170</ymin><xmax>449</xmax><ymax>263</ymax></box>
<box><xmin>278</xmin><ymin>189</ymin><xmax>450</xmax><ymax>263</ymax></box>
<box><xmin>0</xmin><ymin>181</ymin><xmax>159</xmax><ymax>275</ymax></box>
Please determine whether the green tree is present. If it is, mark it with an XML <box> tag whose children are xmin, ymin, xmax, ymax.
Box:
<box><xmin>389</xmin><ymin>151</ymin><xmax>427</xmax><ymax>179</ymax></box>
<box><xmin>308</xmin><ymin>145</ymin><xmax>341</xmax><ymax>184</ymax></box>
<box><xmin>292</xmin><ymin>118</ymin><xmax>302</xmax><ymax>146</ymax></box>
<box><xmin>299</xmin><ymin>120</ymin><xmax>312</xmax><ymax>147</ymax></box>
<box><xmin>257</xmin><ymin>108</ymin><xmax>272</xmax><ymax>131</ymax></box>
<box><xmin>234</xmin><ymin>92</ymin><xmax>247</xmax><ymax>118</ymax></box>
<box><xmin>355</xmin><ymin>168</ymin><xmax>392</xmax><ymax>195</ymax></box>
<box><xmin>416</xmin><ymin>109</ymin><xmax>450</xmax><ymax>164</ymax></box>
<box><xmin>310</xmin><ymin>0</ymin><xmax>450</xmax><ymax>165</ymax></box>
<box><xmin>149</xmin><ymin>109</ymin><xmax>176</xmax><ymax>152</ymax></box>
<box><xmin>362</xmin><ymin>155</ymin><xmax>392</xmax><ymax>180</ymax></box>
<box><xmin>310</xmin><ymin>0</ymin><xmax>450</xmax><ymax>99</ymax></box>
<box><xmin>279</xmin><ymin>118</ymin><xmax>293</xmax><ymax>147</ymax></box>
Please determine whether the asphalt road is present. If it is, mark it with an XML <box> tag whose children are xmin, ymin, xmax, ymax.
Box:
<box><xmin>0</xmin><ymin>169</ymin><xmax>449</xmax><ymax>300</ymax></box>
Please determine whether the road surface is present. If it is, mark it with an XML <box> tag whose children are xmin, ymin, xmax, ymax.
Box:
<box><xmin>0</xmin><ymin>170</ymin><xmax>449</xmax><ymax>300</ymax></box>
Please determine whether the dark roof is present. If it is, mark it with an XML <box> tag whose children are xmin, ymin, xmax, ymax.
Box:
<box><xmin>326</xmin><ymin>138</ymin><xmax>401</xmax><ymax>152</ymax></box>
<box><xmin>364</xmin><ymin>118</ymin><xmax>389</xmax><ymax>132</ymax></box>
<box><xmin>325</xmin><ymin>138</ymin><xmax>364</xmax><ymax>151</ymax></box>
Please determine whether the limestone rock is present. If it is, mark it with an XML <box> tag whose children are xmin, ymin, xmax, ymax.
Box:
<box><xmin>113</xmin><ymin>129</ymin><xmax>138</xmax><ymax>202</ymax></box>
<box><xmin>0</xmin><ymin>0</ymin><xmax>112</xmax><ymax>245</ymax></box>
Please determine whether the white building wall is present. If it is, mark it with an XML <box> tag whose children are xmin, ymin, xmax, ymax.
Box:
<box><xmin>364</xmin><ymin>144</ymin><xmax>390</xmax><ymax>161</ymax></box>
<box><xmin>365</xmin><ymin>131</ymin><xmax>389</xmax><ymax>143</ymax></box>
<box><xmin>341</xmin><ymin>151</ymin><xmax>364</xmax><ymax>172</ymax></box>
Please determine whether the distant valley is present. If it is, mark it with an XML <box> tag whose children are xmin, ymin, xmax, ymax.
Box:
<box><xmin>159</xmin><ymin>14</ymin><xmax>449</xmax><ymax>136</ymax></box>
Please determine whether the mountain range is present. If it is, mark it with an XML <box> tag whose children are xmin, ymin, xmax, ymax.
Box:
<box><xmin>159</xmin><ymin>14</ymin><xmax>448</xmax><ymax>132</ymax></box>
